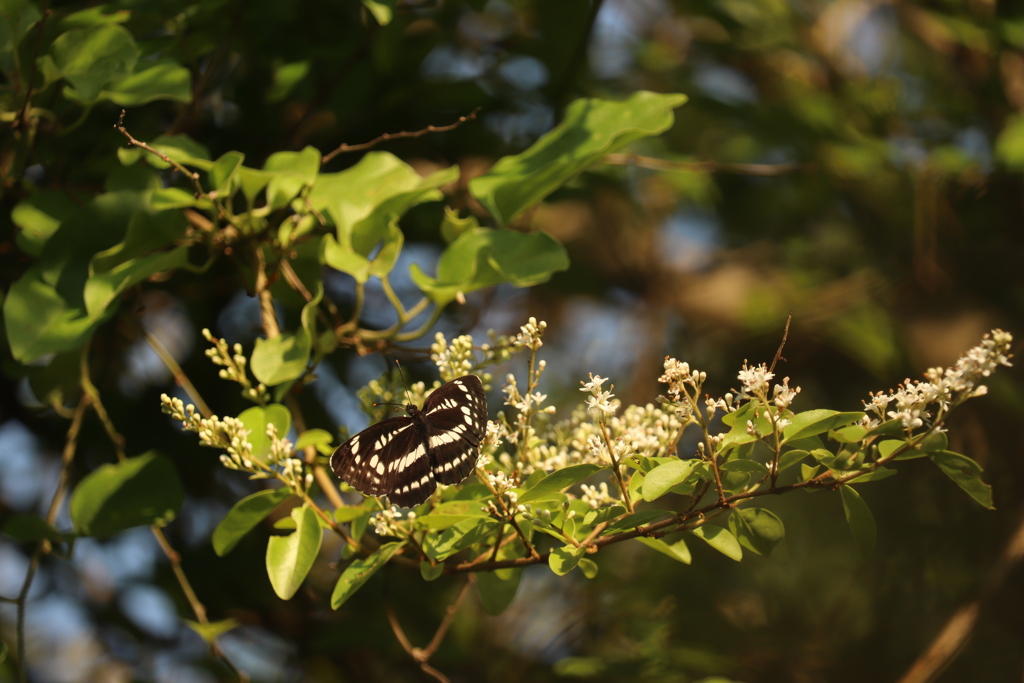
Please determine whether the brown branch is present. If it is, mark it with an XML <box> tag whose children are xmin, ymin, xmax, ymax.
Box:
<box><xmin>386</xmin><ymin>577</ymin><xmax>475</xmax><ymax>683</ymax></box>
<box><xmin>897</xmin><ymin>507</ymin><xmax>1024</xmax><ymax>683</ymax></box>
<box><xmin>603</xmin><ymin>153</ymin><xmax>807</xmax><ymax>177</ymax></box>
<box><xmin>254</xmin><ymin>246</ymin><xmax>281</xmax><ymax>338</ymax></box>
<box><xmin>321</xmin><ymin>108</ymin><xmax>481</xmax><ymax>166</ymax></box>
<box><xmin>769</xmin><ymin>311</ymin><xmax>793</xmax><ymax>374</ymax></box>
<box><xmin>114</xmin><ymin>110</ymin><xmax>206</xmax><ymax>196</ymax></box>
<box><xmin>14</xmin><ymin>395</ymin><xmax>89</xmax><ymax>683</ymax></box>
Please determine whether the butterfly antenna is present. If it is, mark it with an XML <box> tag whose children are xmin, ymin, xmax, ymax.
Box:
<box><xmin>394</xmin><ymin>359</ymin><xmax>415</xmax><ymax>405</ymax></box>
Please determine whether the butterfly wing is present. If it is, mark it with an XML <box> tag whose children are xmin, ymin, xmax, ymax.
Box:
<box><xmin>422</xmin><ymin>375</ymin><xmax>488</xmax><ymax>485</ymax></box>
<box><xmin>331</xmin><ymin>416</ymin><xmax>435</xmax><ymax>506</ymax></box>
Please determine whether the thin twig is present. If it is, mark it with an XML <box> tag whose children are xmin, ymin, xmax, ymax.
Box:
<box><xmin>897</xmin><ymin>507</ymin><xmax>1024</xmax><ymax>683</ymax></box>
<box><xmin>143</xmin><ymin>326</ymin><xmax>213</xmax><ymax>418</ymax></box>
<box><xmin>321</xmin><ymin>108</ymin><xmax>480</xmax><ymax>166</ymax></box>
<box><xmin>769</xmin><ymin>311</ymin><xmax>793</xmax><ymax>374</ymax></box>
<box><xmin>386</xmin><ymin>577</ymin><xmax>475</xmax><ymax>683</ymax></box>
<box><xmin>114</xmin><ymin>110</ymin><xmax>206</xmax><ymax>196</ymax></box>
<box><xmin>603</xmin><ymin>153</ymin><xmax>806</xmax><ymax>177</ymax></box>
<box><xmin>14</xmin><ymin>395</ymin><xmax>89</xmax><ymax>683</ymax></box>
<box><xmin>254</xmin><ymin>245</ymin><xmax>281</xmax><ymax>338</ymax></box>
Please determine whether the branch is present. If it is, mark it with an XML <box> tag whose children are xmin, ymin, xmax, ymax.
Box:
<box><xmin>386</xmin><ymin>577</ymin><xmax>475</xmax><ymax>683</ymax></box>
<box><xmin>143</xmin><ymin>325</ymin><xmax>213</xmax><ymax>418</ymax></box>
<box><xmin>897</xmin><ymin>507</ymin><xmax>1024</xmax><ymax>683</ymax></box>
<box><xmin>114</xmin><ymin>110</ymin><xmax>206</xmax><ymax>196</ymax></box>
<box><xmin>603</xmin><ymin>153</ymin><xmax>807</xmax><ymax>177</ymax></box>
<box><xmin>14</xmin><ymin>395</ymin><xmax>89</xmax><ymax>683</ymax></box>
<box><xmin>769</xmin><ymin>311</ymin><xmax>793</xmax><ymax>374</ymax></box>
<box><xmin>321</xmin><ymin>108</ymin><xmax>480</xmax><ymax>166</ymax></box>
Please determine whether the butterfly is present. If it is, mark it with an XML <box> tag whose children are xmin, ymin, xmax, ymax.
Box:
<box><xmin>330</xmin><ymin>375</ymin><xmax>488</xmax><ymax>507</ymax></box>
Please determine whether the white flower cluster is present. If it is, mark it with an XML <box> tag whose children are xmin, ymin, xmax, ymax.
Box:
<box><xmin>430</xmin><ymin>331</ymin><xmax>510</xmax><ymax>386</ymax></box>
<box><xmin>863</xmin><ymin>329</ymin><xmax>1013</xmax><ymax>429</ymax></box>
<box><xmin>737</xmin><ymin>362</ymin><xmax>773</xmax><ymax>398</ymax></box>
<box><xmin>160</xmin><ymin>394</ymin><xmax>312</xmax><ymax>494</ymax></box>
<box><xmin>511</xmin><ymin>317</ymin><xmax>546</xmax><ymax>350</ymax></box>
<box><xmin>202</xmin><ymin>329</ymin><xmax>269</xmax><ymax>404</ymax></box>
<box><xmin>370</xmin><ymin>505</ymin><xmax>411</xmax><ymax>538</ymax></box>
<box><xmin>580</xmin><ymin>482</ymin><xmax>616</xmax><ymax>509</ymax></box>
<box><xmin>580</xmin><ymin>374</ymin><xmax>618</xmax><ymax>418</ymax></box>
<box><xmin>161</xmin><ymin>393</ymin><xmax>254</xmax><ymax>467</ymax></box>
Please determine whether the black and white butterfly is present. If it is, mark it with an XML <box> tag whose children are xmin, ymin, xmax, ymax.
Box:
<box><xmin>330</xmin><ymin>375</ymin><xmax>488</xmax><ymax>507</ymax></box>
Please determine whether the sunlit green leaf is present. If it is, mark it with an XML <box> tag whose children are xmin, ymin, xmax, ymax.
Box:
<box><xmin>783</xmin><ymin>410</ymin><xmax>863</xmax><ymax>442</ymax></box>
<box><xmin>266</xmin><ymin>505</ymin><xmax>322</xmax><ymax>600</ymax></box>
<box><xmin>251</xmin><ymin>284</ymin><xmax>322</xmax><ymax>386</ymax></box>
<box><xmin>635</xmin><ymin>536</ymin><xmax>691</xmax><ymax>564</ymax></box>
<box><xmin>212</xmin><ymin>488</ymin><xmax>294</xmax><ymax>556</ymax></box>
<box><xmin>469</xmin><ymin>91</ymin><xmax>687</xmax><ymax>225</ymax></box>
<box><xmin>51</xmin><ymin>23</ymin><xmax>138</xmax><ymax>100</ymax></box>
<box><xmin>690</xmin><ymin>525</ymin><xmax>742</xmax><ymax>561</ymax></box>
<box><xmin>548</xmin><ymin>545</ymin><xmax>586</xmax><ymax>575</ymax></box>
<box><xmin>517</xmin><ymin>464</ymin><xmax>603</xmax><ymax>504</ymax></box>
<box><xmin>642</xmin><ymin>459</ymin><xmax>700</xmax><ymax>501</ymax></box>
<box><xmin>101</xmin><ymin>61</ymin><xmax>191</xmax><ymax>105</ymax></box>
<box><xmin>602</xmin><ymin>510</ymin><xmax>673</xmax><ymax>534</ymax></box>
<box><xmin>331</xmin><ymin>542</ymin><xmax>404</xmax><ymax>609</ymax></box>
<box><xmin>184</xmin><ymin>618</ymin><xmax>239</xmax><ymax>644</ymax></box>
<box><xmin>578</xmin><ymin>557</ymin><xmax>599</xmax><ymax>579</ymax></box>
<box><xmin>420</xmin><ymin>561</ymin><xmax>443</xmax><ymax>582</ymax></box>
<box><xmin>237</xmin><ymin>404</ymin><xmax>292</xmax><ymax>461</ymax></box>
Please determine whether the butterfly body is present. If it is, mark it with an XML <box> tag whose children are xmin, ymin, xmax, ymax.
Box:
<box><xmin>330</xmin><ymin>375</ymin><xmax>488</xmax><ymax>507</ymax></box>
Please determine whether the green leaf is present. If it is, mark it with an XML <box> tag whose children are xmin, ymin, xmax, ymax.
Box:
<box><xmin>642</xmin><ymin>459</ymin><xmax>700</xmax><ymax>501</ymax></box>
<box><xmin>996</xmin><ymin>113</ymin><xmax>1024</xmax><ymax>170</ymax></box>
<box><xmin>210</xmin><ymin>151</ymin><xmax>245</xmax><ymax>193</ymax></box>
<box><xmin>846</xmin><ymin>467</ymin><xmax>897</xmax><ymax>483</ymax></box>
<box><xmin>237</xmin><ymin>404</ymin><xmax>292</xmax><ymax>461</ymax></box>
<box><xmin>602</xmin><ymin>510</ymin><xmax>673</xmax><ymax>534</ymax></box>
<box><xmin>70</xmin><ymin>452</ymin><xmax>183</xmax><ymax>537</ymax></box>
<box><xmin>635</xmin><ymin>537</ymin><xmax>691</xmax><ymax>564</ymax></box>
<box><xmin>266</xmin><ymin>505</ymin><xmax>323</xmax><ymax>600</ymax></box>
<box><xmin>476</xmin><ymin>568</ymin><xmax>522</xmax><ymax>615</ymax></box>
<box><xmin>415</xmin><ymin>500</ymin><xmax>491</xmax><ymax>531</ymax></box>
<box><xmin>578</xmin><ymin>557</ymin><xmax>599</xmax><ymax>579</ymax></box>
<box><xmin>251</xmin><ymin>284</ymin><xmax>322</xmax><ymax>386</ymax></box>
<box><xmin>930</xmin><ymin>451</ymin><xmax>995</xmax><ymax>509</ymax></box>
<box><xmin>719</xmin><ymin>459</ymin><xmax>769</xmax><ymax>475</ymax></box>
<box><xmin>839</xmin><ymin>485</ymin><xmax>876</xmax><ymax>557</ymax></box>
<box><xmin>548</xmin><ymin>545</ymin><xmax>586</xmax><ymax>575</ymax></box>
<box><xmin>2</xmin><ymin>514</ymin><xmax>65</xmax><ymax>543</ymax></box>
<box><xmin>517</xmin><ymin>464</ymin><xmax>603</xmax><ymax>504</ymax></box>
<box><xmin>268</xmin><ymin>60</ymin><xmax>311</xmax><ymax>103</ymax></box>
<box><xmin>727</xmin><ymin>508</ymin><xmax>785</xmax><ymax>557</ymax></box>
<box><xmin>429</xmin><ymin>518</ymin><xmax>500</xmax><ymax>561</ymax></box>
<box><xmin>311</xmin><ymin>152</ymin><xmax>455</xmax><ymax>255</ymax></box>
<box><xmin>361</xmin><ymin>0</ymin><xmax>395</xmax><ymax>24</ymax></box>
<box><xmin>469</xmin><ymin>91</ymin><xmax>687</xmax><ymax>225</ymax></box>
<box><xmin>777</xmin><ymin>449</ymin><xmax>809</xmax><ymax>472</ymax></box>
<box><xmin>295</xmin><ymin>428</ymin><xmax>334</xmax><ymax>454</ymax></box>
<box><xmin>11</xmin><ymin>191</ymin><xmax>79</xmax><ymax>256</ymax></box>
<box><xmin>51</xmin><ymin>24</ymin><xmax>138</xmax><ymax>100</ymax></box>
<box><xmin>118</xmin><ymin>133</ymin><xmax>212</xmax><ymax>170</ymax></box>
<box><xmin>420</xmin><ymin>561</ymin><xmax>443</xmax><ymax>582</ymax></box>
<box><xmin>100</xmin><ymin>61</ymin><xmax>191</xmax><ymax>105</ymax></box>
<box><xmin>331</xmin><ymin>542</ymin><xmax>404</xmax><ymax>609</ymax></box>
<box><xmin>487</xmin><ymin>229</ymin><xmax>570</xmax><ymax>286</ymax></box>
<box><xmin>184</xmin><ymin>618</ymin><xmax>239</xmax><ymax>644</ymax></box>
<box><xmin>691</xmin><ymin>526</ymin><xmax>742</xmax><ymax>561</ymax></box>
<box><xmin>264</xmin><ymin>146</ymin><xmax>321</xmax><ymax>210</ymax></box>
<box><xmin>212</xmin><ymin>488</ymin><xmax>294</xmax><ymax>556</ymax></box>
<box><xmin>783</xmin><ymin>410</ymin><xmax>863</xmax><ymax>442</ymax></box>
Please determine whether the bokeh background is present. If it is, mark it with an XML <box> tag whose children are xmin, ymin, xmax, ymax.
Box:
<box><xmin>3</xmin><ymin>0</ymin><xmax>1024</xmax><ymax>681</ymax></box>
